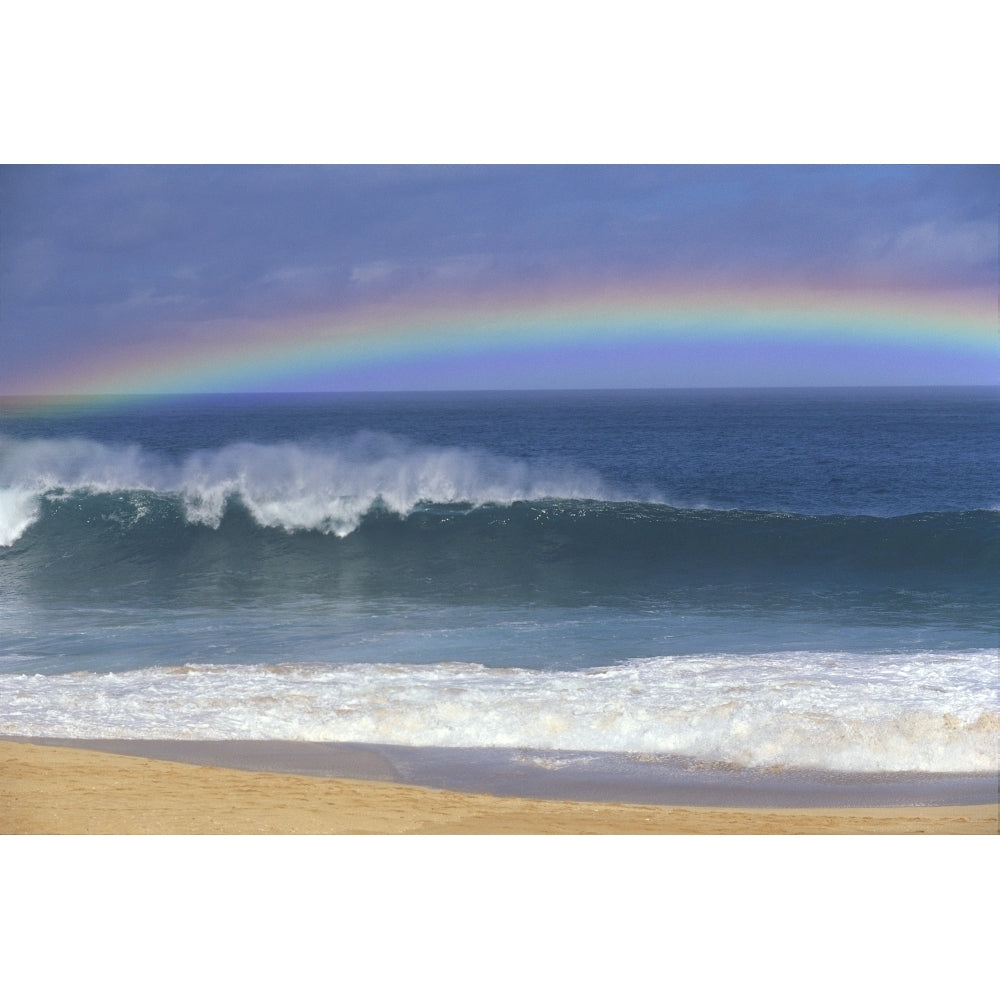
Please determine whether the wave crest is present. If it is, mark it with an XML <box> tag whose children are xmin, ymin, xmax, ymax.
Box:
<box><xmin>0</xmin><ymin>432</ymin><xmax>621</xmax><ymax>544</ymax></box>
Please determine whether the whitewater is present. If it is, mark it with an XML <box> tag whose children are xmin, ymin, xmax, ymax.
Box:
<box><xmin>0</xmin><ymin>430</ymin><xmax>630</xmax><ymax>544</ymax></box>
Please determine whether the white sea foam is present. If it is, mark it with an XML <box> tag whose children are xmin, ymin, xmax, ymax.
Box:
<box><xmin>2</xmin><ymin>651</ymin><xmax>996</xmax><ymax>772</ymax></box>
<box><xmin>0</xmin><ymin>487</ymin><xmax>40</xmax><ymax>546</ymax></box>
<box><xmin>0</xmin><ymin>432</ymin><xmax>622</xmax><ymax>544</ymax></box>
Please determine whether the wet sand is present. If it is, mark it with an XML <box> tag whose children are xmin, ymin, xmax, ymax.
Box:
<box><xmin>3</xmin><ymin>739</ymin><xmax>996</xmax><ymax>834</ymax></box>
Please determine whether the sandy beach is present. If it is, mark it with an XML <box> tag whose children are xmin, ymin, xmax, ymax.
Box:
<box><xmin>2</xmin><ymin>739</ymin><xmax>995</xmax><ymax>834</ymax></box>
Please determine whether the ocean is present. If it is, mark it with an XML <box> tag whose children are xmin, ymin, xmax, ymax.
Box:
<box><xmin>1</xmin><ymin>387</ymin><xmax>997</xmax><ymax>803</ymax></box>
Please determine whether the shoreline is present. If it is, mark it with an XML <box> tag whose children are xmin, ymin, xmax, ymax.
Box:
<box><xmin>5</xmin><ymin>736</ymin><xmax>997</xmax><ymax>808</ymax></box>
<box><xmin>3</xmin><ymin>738</ymin><xmax>996</xmax><ymax>834</ymax></box>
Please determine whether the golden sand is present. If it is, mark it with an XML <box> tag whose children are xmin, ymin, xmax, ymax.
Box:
<box><xmin>1</xmin><ymin>739</ymin><xmax>996</xmax><ymax>834</ymax></box>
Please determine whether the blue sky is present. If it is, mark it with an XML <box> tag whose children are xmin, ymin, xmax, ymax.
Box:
<box><xmin>1</xmin><ymin>164</ymin><xmax>995</xmax><ymax>393</ymax></box>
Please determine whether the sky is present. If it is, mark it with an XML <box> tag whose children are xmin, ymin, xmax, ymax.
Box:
<box><xmin>1</xmin><ymin>164</ymin><xmax>996</xmax><ymax>396</ymax></box>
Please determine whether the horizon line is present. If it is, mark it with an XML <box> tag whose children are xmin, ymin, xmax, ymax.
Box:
<box><xmin>2</xmin><ymin>382</ymin><xmax>998</xmax><ymax>405</ymax></box>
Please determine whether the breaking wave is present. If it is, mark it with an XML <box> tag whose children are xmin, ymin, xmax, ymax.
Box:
<box><xmin>0</xmin><ymin>432</ymin><xmax>626</xmax><ymax>545</ymax></box>
<box><xmin>2</xmin><ymin>433</ymin><xmax>997</xmax><ymax>611</ymax></box>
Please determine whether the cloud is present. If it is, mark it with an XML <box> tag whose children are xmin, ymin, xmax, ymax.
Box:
<box><xmin>430</xmin><ymin>254</ymin><xmax>492</xmax><ymax>282</ymax></box>
<box><xmin>890</xmin><ymin>220</ymin><xmax>995</xmax><ymax>268</ymax></box>
<box><xmin>853</xmin><ymin>214</ymin><xmax>997</xmax><ymax>286</ymax></box>
<box><xmin>349</xmin><ymin>254</ymin><xmax>494</xmax><ymax>289</ymax></box>
<box><xmin>349</xmin><ymin>261</ymin><xmax>400</xmax><ymax>286</ymax></box>
<box><xmin>102</xmin><ymin>287</ymin><xmax>192</xmax><ymax>315</ymax></box>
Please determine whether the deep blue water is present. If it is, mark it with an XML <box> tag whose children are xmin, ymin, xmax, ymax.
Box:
<box><xmin>1</xmin><ymin>388</ymin><xmax>997</xmax><ymax>771</ymax></box>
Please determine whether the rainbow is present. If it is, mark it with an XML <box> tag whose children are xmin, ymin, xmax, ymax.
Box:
<box><xmin>3</xmin><ymin>278</ymin><xmax>997</xmax><ymax>410</ymax></box>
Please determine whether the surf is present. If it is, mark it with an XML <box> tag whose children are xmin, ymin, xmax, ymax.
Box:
<box><xmin>0</xmin><ymin>431</ymin><xmax>629</xmax><ymax>546</ymax></box>
<box><xmin>2</xmin><ymin>652</ymin><xmax>996</xmax><ymax>773</ymax></box>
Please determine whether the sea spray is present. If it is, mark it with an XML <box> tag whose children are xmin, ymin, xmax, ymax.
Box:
<box><xmin>0</xmin><ymin>431</ymin><xmax>627</xmax><ymax>543</ymax></box>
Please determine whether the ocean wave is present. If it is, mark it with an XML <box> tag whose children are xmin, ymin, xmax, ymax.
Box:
<box><xmin>3</xmin><ymin>434</ymin><xmax>997</xmax><ymax>611</ymax></box>
<box><xmin>0</xmin><ymin>432</ymin><xmax>628</xmax><ymax>545</ymax></box>
<box><xmin>2</xmin><ymin>652</ymin><xmax>996</xmax><ymax>772</ymax></box>
<box><xmin>3</xmin><ymin>502</ymin><xmax>997</xmax><ymax>614</ymax></box>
